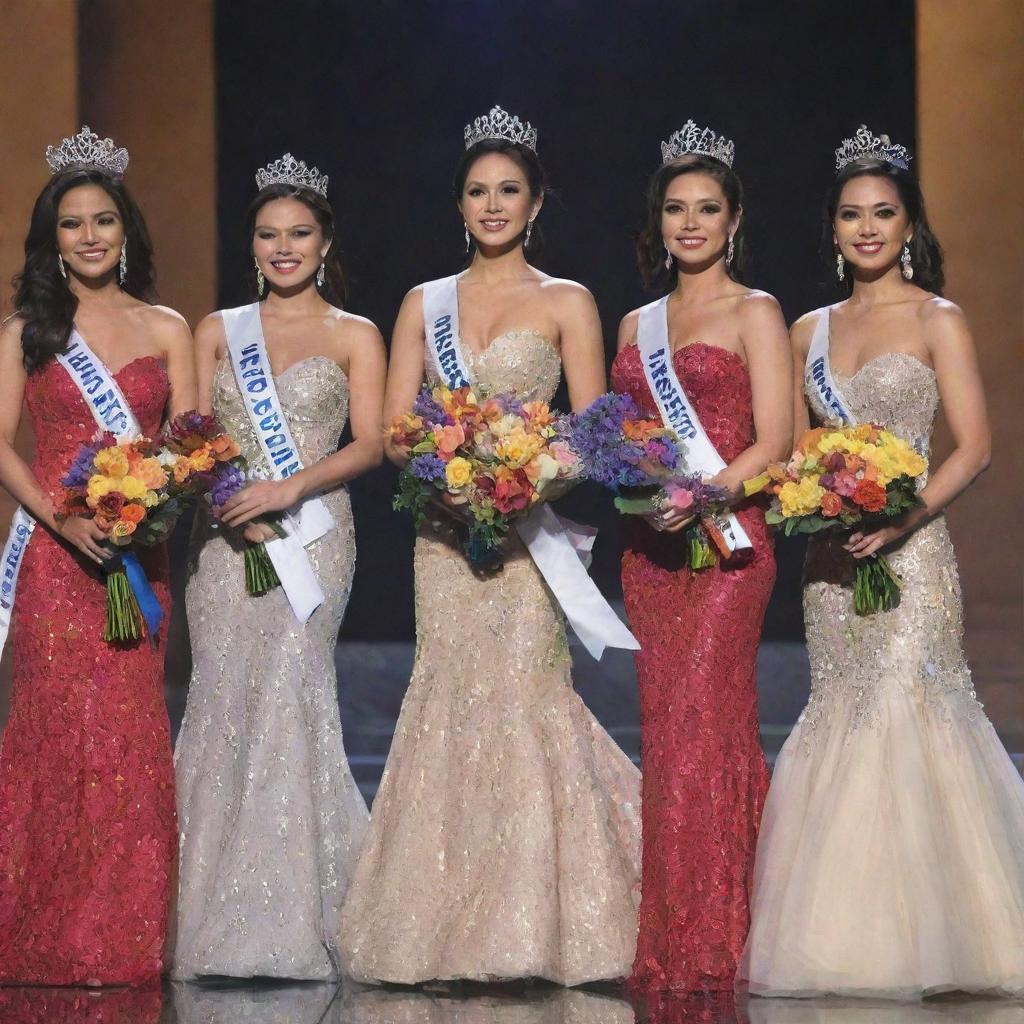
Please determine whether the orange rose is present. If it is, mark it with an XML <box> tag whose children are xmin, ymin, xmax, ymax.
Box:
<box><xmin>622</xmin><ymin>418</ymin><xmax>662</xmax><ymax>441</ymax></box>
<box><xmin>852</xmin><ymin>479</ymin><xmax>887</xmax><ymax>513</ymax></box>
<box><xmin>209</xmin><ymin>434</ymin><xmax>241</xmax><ymax>461</ymax></box>
<box><xmin>120</xmin><ymin>503</ymin><xmax>146</xmax><ymax>524</ymax></box>
<box><xmin>820</xmin><ymin>491</ymin><xmax>843</xmax><ymax>517</ymax></box>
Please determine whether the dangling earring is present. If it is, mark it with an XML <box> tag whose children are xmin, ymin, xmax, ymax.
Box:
<box><xmin>525</xmin><ymin>219</ymin><xmax>534</xmax><ymax>248</ymax></box>
<box><xmin>118</xmin><ymin>243</ymin><xmax>127</xmax><ymax>287</ymax></box>
<box><xmin>836</xmin><ymin>252</ymin><xmax>845</xmax><ymax>282</ymax></box>
<box><xmin>464</xmin><ymin>223</ymin><xmax>471</xmax><ymax>253</ymax></box>
<box><xmin>726</xmin><ymin>235</ymin><xmax>735</xmax><ymax>269</ymax></box>
<box><xmin>316</xmin><ymin>263</ymin><xmax>326</xmax><ymax>288</ymax></box>
<box><xmin>57</xmin><ymin>252</ymin><xmax>67</xmax><ymax>280</ymax></box>
<box><xmin>664</xmin><ymin>245</ymin><xmax>673</xmax><ymax>271</ymax></box>
<box><xmin>900</xmin><ymin>242</ymin><xmax>913</xmax><ymax>280</ymax></box>
<box><xmin>254</xmin><ymin>257</ymin><xmax>265</xmax><ymax>297</ymax></box>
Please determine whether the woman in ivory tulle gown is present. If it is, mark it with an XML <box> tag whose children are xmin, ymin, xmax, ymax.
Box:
<box><xmin>740</xmin><ymin>126</ymin><xmax>1024</xmax><ymax>999</ymax></box>
<box><xmin>338</xmin><ymin>107</ymin><xmax>641</xmax><ymax>986</ymax></box>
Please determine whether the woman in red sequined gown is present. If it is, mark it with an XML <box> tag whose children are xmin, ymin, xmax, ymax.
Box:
<box><xmin>610</xmin><ymin>133</ymin><xmax>792</xmax><ymax>993</ymax></box>
<box><xmin>0</xmin><ymin>144</ymin><xmax>196</xmax><ymax>985</ymax></box>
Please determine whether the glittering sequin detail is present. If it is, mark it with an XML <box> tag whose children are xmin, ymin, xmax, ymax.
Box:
<box><xmin>173</xmin><ymin>355</ymin><xmax>368</xmax><ymax>980</ymax></box>
<box><xmin>338</xmin><ymin>331</ymin><xmax>642</xmax><ymax>986</ymax></box>
<box><xmin>611</xmin><ymin>342</ymin><xmax>774</xmax><ymax>993</ymax></box>
<box><xmin>0</xmin><ymin>356</ymin><xmax>175</xmax><ymax>986</ymax></box>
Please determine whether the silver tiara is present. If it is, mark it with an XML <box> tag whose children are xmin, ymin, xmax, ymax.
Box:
<box><xmin>661</xmin><ymin>119</ymin><xmax>735</xmax><ymax>168</ymax></box>
<box><xmin>46</xmin><ymin>125</ymin><xmax>129</xmax><ymax>177</ymax></box>
<box><xmin>835</xmin><ymin>125</ymin><xmax>911</xmax><ymax>171</ymax></box>
<box><xmin>464</xmin><ymin>105</ymin><xmax>538</xmax><ymax>152</ymax></box>
<box><xmin>255</xmin><ymin>153</ymin><xmax>329</xmax><ymax>197</ymax></box>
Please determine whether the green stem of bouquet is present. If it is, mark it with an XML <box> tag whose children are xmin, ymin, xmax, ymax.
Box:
<box><xmin>104</xmin><ymin>567</ymin><xmax>143</xmax><ymax>643</ymax></box>
<box><xmin>244</xmin><ymin>542</ymin><xmax>281</xmax><ymax>596</ymax></box>
<box><xmin>688</xmin><ymin>533</ymin><xmax>717</xmax><ymax>570</ymax></box>
<box><xmin>854</xmin><ymin>554</ymin><xmax>902</xmax><ymax>615</ymax></box>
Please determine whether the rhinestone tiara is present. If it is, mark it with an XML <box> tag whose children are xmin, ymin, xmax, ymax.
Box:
<box><xmin>835</xmin><ymin>124</ymin><xmax>911</xmax><ymax>171</ymax></box>
<box><xmin>661</xmin><ymin>119</ymin><xmax>735</xmax><ymax>168</ymax></box>
<box><xmin>464</xmin><ymin>105</ymin><xmax>538</xmax><ymax>153</ymax></box>
<box><xmin>255</xmin><ymin>153</ymin><xmax>329</xmax><ymax>197</ymax></box>
<box><xmin>46</xmin><ymin>125</ymin><xmax>129</xmax><ymax>177</ymax></box>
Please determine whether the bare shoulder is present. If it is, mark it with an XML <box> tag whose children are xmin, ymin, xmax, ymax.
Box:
<box><xmin>141</xmin><ymin>304</ymin><xmax>192</xmax><ymax>347</ymax></box>
<box><xmin>617</xmin><ymin>307</ymin><xmax>642</xmax><ymax>348</ymax></box>
<box><xmin>326</xmin><ymin>308</ymin><xmax>384</xmax><ymax>346</ymax></box>
<box><xmin>790</xmin><ymin>304</ymin><xmax>829</xmax><ymax>346</ymax></box>
<box><xmin>917</xmin><ymin>295</ymin><xmax>966</xmax><ymax>331</ymax></box>
<box><xmin>194</xmin><ymin>311</ymin><xmax>227</xmax><ymax>348</ymax></box>
<box><xmin>736</xmin><ymin>288</ymin><xmax>784</xmax><ymax>323</ymax></box>
<box><xmin>540</xmin><ymin>275</ymin><xmax>597</xmax><ymax>311</ymax></box>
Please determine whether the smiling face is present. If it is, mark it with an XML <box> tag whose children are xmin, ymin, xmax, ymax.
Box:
<box><xmin>56</xmin><ymin>183</ymin><xmax>125</xmax><ymax>282</ymax></box>
<box><xmin>252</xmin><ymin>196</ymin><xmax>330</xmax><ymax>291</ymax></box>
<box><xmin>459</xmin><ymin>151</ymin><xmax>541</xmax><ymax>251</ymax></box>
<box><xmin>833</xmin><ymin>173</ymin><xmax>912</xmax><ymax>275</ymax></box>
<box><xmin>661</xmin><ymin>170</ymin><xmax>738</xmax><ymax>271</ymax></box>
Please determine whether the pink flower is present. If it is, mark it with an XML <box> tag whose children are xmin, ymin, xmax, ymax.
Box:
<box><xmin>665</xmin><ymin>485</ymin><xmax>695</xmax><ymax>511</ymax></box>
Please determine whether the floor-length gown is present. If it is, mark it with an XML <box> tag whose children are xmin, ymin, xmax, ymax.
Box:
<box><xmin>338</xmin><ymin>329</ymin><xmax>641</xmax><ymax>986</ymax></box>
<box><xmin>741</xmin><ymin>344</ymin><xmax>1024</xmax><ymax>998</ymax></box>
<box><xmin>173</xmin><ymin>355</ymin><xmax>368</xmax><ymax>979</ymax></box>
<box><xmin>0</xmin><ymin>355</ymin><xmax>176</xmax><ymax>986</ymax></box>
<box><xmin>610</xmin><ymin>342</ymin><xmax>775</xmax><ymax>993</ymax></box>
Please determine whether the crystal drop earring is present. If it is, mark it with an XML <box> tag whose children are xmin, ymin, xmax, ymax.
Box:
<box><xmin>464</xmin><ymin>223</ymin><xmax>471</xmax><ymax>253</ymax></box>
<box><xmin>900</xmin><ymin>242</ymin><xmax>913</xmax><ymax>280</ymax></box>
<box><xmin>57</xmin><ymin>252</ymin><xmax>67</xmax><ymax>280</ymax></box>
<box><xmin>836</xmin><ymin>252</ymin><xmax>845</xmax><ymax>282</ymax></box>
<box><xmin>254</xmin><ymin>257</ymin><xmax>265</xmax><ymax>297</ymax></box>
<box><xmin>726</xmin><ymin>235</ymin><xmax>735</xmax><ymax>268</ymax></box>
<box><xmin>118</xmin><ymin>243</ymin><xmax>127</xmax><ymax>286</ymax></box>
<box><xmin>664</xmin><ymin>245</ymin><xmax>673</xmax><ymax>271</ymax></box>
<box><xmin>316</xmin><ymin>263</ymin><xmax>326</xmax><ymax>288</ymax></box>
<box><xmin>525</xmin><ymin>219</ymin><xmax>534</xmax><ymax>248</ymax></box>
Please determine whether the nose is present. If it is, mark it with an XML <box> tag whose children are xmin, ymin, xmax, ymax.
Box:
<box><xmin>859</xmin><ymin>216</ymin><xmax>878</xmax><ymax>237</ymax></box>
<box><xmin>486</xmin><ymin>192</ymin><xmax>503</xmax><ymax>212</ymax></box>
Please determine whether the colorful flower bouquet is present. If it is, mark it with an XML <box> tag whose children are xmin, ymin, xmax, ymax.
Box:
<box><xmin>570</xmin><ymin>392</ymin><xmax>731</xmax><ymax>568</ymax></box>
<box><xmin>390</xmin><ymin>384</ymin><xmax>583</xmax><ymax>565</ymax></box>
<box><xmin>743</xmin><ymin>423</ymin><xmax>927</xmax><ymax>614</ymax></box>
<box><xmin>60</xmin><ymin>412</ymin><xmax>242</xmax><ymax>642</ymax></box>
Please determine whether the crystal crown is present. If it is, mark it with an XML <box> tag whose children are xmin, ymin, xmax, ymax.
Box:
<box><xmin>255</xmin><ymin>153</ymin><xmax>329</xmax><ymax>197</ymax></box>
<box><xmin>835</xmin><ymin>125</ymin><xmax>911</xmax><ymax>171</ymax></box>
<box><xmin>46</xmin><ymin>126</ymin><xmax>129</xmax><ymax>177</ymax></box>
<box><xmin>464</xmin><ymin>105</ymin><xmax>538</xmax><ymax>152</ymax></box>
<box><xmin>661</xmin><ymin>119</ymin><xmax>735</xmax><ymax>167</ymax></box>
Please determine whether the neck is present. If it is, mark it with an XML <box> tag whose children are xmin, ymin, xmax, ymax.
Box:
<box><xmin>68</xmin><ymin>273</ymin><xmax>125</xmax><ymax>308</ymax></box>
<box><xmin>463</xmin><ymin>243</ymin><xmax>531</xmax><ymax>283</ymax></box>
<box><xmin>847</xmin><ymin>262</ymin><xmax>913</xmax><ymax>305</ymax></box>
<box><xmin>262</xmin><ymin>279</ymin><xmax>328</xmax><ymax>315</ymax></box>
<box><xmin>670</xmin><ymin>258</ymin><xmax>732</xmax><ymax>305</ymax></box>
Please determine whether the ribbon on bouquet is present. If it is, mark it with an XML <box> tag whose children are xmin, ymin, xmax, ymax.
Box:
<box><xmin>422</xmin><ymin>275</ymin><xmax>639</xmax><ymax>661</ymax></box>
<box><xmin>222</xmin><ymin>303</ymin><xmax>336</xmax><ymax>623</ymax></box>
<box><xmin>0</xmin><ymin>330</ymin><xmax>151</xmax><ymax>657</ymax></box>
<box><xmin>804</xmin><ymin>306</ymin><xmax>856</xmax><ymax>426</ymax></box>
<box><xmin>636</xmin><ymin>296</ymin><xmax>752</xmax><ymax>556</ymax></box>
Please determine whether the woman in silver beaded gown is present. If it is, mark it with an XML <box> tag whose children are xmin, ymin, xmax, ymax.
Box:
<box><xmin>740</xmin><ymin>129</ymin><xmax>1024</xmax><ymax>999</ymax></box>
<box><xmin>172</xmin><ymin>158</ymin><xmax>386</xmax><ymax>980</ymax></box>
<box><xmin>338</xmin><ymin>111</ymin><xmax>641</xmax><ymax>986</ymax></box>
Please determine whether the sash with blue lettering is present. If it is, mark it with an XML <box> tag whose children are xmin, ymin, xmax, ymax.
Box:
<box><xmin>421</xmin><ymin>275</ymin><xmax>472</xmax><ymax>388</ymax></box>
<box><xmin>0</xmin><ymin>329</ymin><xmax>142</xmax><ymax>657</ymax></box>
<box><xmin>222</xmin><ymin>303</ymin><xmax>335</xmax><ymax>623</ymax></box>
<box><xmin>804</xmin><ymin>307</ymin><xmax>856</xmax><ymax>426</ymax></box>
<box><xmin>636</xmin><ymin>296</ymin><xmax>753</xmax><ymax>554</ymax></box>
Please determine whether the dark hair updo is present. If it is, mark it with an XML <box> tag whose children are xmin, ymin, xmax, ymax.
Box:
<box><xmin>636</xmin><ymin>154</ymin><xmax>747</xmax><ymax>290</ymax></box>
<box><xmin>244</xmin><ymin>183</ymin><xmax>347</xmax><ymax>307</ymax></box>
<box><xmin>823</xmin><ymin>158</ymin><xmax>945</xmax><ymax>295</ymax></box>
<box><xmin>452</xmin><ymin>138</ymin><xmax>548</xmax><ymax>257</ymax></box>
<box><xmin>14</xmin><ymin>168</ymin><xmax>156</xmax><ymax>373</ymax></box>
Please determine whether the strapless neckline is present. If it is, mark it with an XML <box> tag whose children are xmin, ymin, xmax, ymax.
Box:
<box><xmin>216</xmin><ymin>353</ymin><xmax>348</xmax><ymax>385</ymax></box>
<box><xmin>463</xmin><ymin>328</ymin><xmax>557</xmax><ymax>362</ymax></box>
<box><xmin>832</xmin><ymin>350</ymin><xmax>936</xmax><ymax>384</ymax></box>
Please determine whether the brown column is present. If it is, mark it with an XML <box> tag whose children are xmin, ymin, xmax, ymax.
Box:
<box><xmin>917</xmin><ymin>0</ymin><xmax>1024</xmax><ymax>745</ymax></box>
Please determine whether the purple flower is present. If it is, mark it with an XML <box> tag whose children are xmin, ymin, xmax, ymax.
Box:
<box><xmin>61</xmin><ymin>440</ymin><xmax>103</xmax><ymax>487</ymax></box>
<box><xmin>413</xmin><ymin>390</ymin><xmax>451</xmax><ymax>426</ymax></box>
<box><xmin>210</xmin><ymin>462</ymin><xmax>246</xmax><ymax>507</ymax></box>
<box><xmin>409</xmin><ymin>453</ymin><xmax>447</xmax><ymax>483</ymax></box>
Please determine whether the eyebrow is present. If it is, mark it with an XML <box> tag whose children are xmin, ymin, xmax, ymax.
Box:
<box><xmin>465</xmin><ymin>179</ymin><xmax>523</xmax><ymax>187</ymax></box>
<box><xmin>838</xmin><ymin>201</ymin><xmax>898</xmax><ymax>209</ymax></box>
<box><xmin>254</xmin><ymin>222</ymin><xmax>317</xmax><ymax>230</ymax></box>
<box><xmin>59</xmin><ymin>209</ymin><xmax>119</xmax><ymax>218</ymax></box>
<box><xmin>664</xmin><ymin>197</ymin><xmax>722</xmax><ymax>204</ymax></box>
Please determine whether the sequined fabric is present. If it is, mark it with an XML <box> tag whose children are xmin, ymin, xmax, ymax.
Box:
<box><xmin>173</xmin><ymin>355</ymin><xmax>368</xmax><ymax>980</ymax></box>
<box><xmin>0</xmin><ymin>356</ymin><xmax>175</xmax><ymax>986</ymax></box>
<box><xmin>611</xmin><ymin>342</ymin><xmax>774</xmax><ymax>993</ymax></box>
<box><xmin>741</xmin><ymin>349</ymin><xmax>1024</xmax><ymax>998</ymax></box>
<box><xmin>338</xmin><ymin>331</ymin><xmax>641</xmax><ymax>986</ymax></box>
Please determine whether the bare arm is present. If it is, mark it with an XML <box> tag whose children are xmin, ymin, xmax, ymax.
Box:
<box><xmin>152</xmin><ymin>306</ymin><xmax>198</xmax><ymax>419</ymax></box>
<box><xmin>555</xmin><ymin>283</ymin><xmax>606</xmax><ymax>411</ymax></box>
<box><xmin>711</xmin><ymin>292</ymin><xmax>793</xmax><ymax>499</ymax></box>
<box><xmin>616</xmin><ymin>310</ymin><xmax>640</xmax><ymax>354</ymax></box>
<box><xmin>847</xmin><ymin>301</ymin><xmax>991</xmax><ymax>558</ymax></box>
<box><xmin>788</xmin><ymin>312</ymin><xmax>815</xmax><ymax>445</ymax></box>
<box><xmin>192</xmin><ymin>313</ymin><xmax>226</xmax><ymax>416</ymax></box>
<box><xmin>382</xmin><ymin>288</ymin><xmax>428</xmax><ymax>466</ymax></box>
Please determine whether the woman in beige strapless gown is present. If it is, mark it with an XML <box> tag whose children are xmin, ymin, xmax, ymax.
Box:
<box><xmin>338</xmin><ymin>111</ymin><xmax>641</xmax><ymax>986</ymax></box>
<box><xmin>740</xmin><ymin>130</ymin><xmax>1024</xmax><ymax>999</ymax></box>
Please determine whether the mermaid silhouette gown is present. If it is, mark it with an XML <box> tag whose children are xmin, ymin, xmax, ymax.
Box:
<box><xmin>338</xmin><ymin>329</ymin><xmax>642</xmax><ymax>986</ymax></box>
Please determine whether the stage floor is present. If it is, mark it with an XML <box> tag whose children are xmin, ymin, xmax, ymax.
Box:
<box><xmin>0</xmin><ymin>979</ymin><xmax>1019</xmax><ymax>1023</ymax></box>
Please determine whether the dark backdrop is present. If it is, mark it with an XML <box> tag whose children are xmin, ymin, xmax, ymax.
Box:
<box><xmin>213</xmin><ymin>0</ymin><xmax>916</xmax><ymax>642</ymax></box>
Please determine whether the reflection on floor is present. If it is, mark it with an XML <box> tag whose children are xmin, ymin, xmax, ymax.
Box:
<box><xmin>0</xmin><ymin>981</ymin><xmax>1020</xmax><ymax>1024</ymax></box>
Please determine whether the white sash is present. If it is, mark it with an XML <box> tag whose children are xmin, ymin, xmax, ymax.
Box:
<box><xmin>222</xmin><ymin>303</ymin><xmax>335</xmax><ymax>623</ymax></box>
<box><xmin>636</xmin><ymin>296</ymin><xmax>752</xmax><ymax>553</ymax></box>
<box><xmin>804</xmin><ymin>307</ymin><xmax>856</xmax><ymax>426</ymax></box>
<box><xmin>0</xmin><ymin>330</ymin><xmax>142</xmax><ymax>657</ymax></box>
<box><xmin>420</xmin><ymin>277</ymin><xmax>639</xmax><ymax>660</ymax></box>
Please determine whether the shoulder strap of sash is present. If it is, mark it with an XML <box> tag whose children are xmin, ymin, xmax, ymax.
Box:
<box><xmin>222</xmin><ymin>303</ymin><xmax>304</xmax><ymax>479</ymax></box>
<box><xmin>56</xmin><ymin>329</ymin><xmax>142</xmax><ymax>440</ymax></box>
<box><xmin>421</xmin><ymin>275</ymin><xmax>472</xmax><ymax>388</ymax></box>
<box><xmin>804</xmin><ymin>307</ymin><xmax>856</xmax><ymax>426</ymax></box>
<box><xmin>636</xmin><ymin>295</ymin><xmax>752</xmax><ymax>554</ymax></box>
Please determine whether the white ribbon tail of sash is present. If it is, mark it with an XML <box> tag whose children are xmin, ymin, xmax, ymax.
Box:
<box><xmin>0</xmin><ymin>507</ymin><xmax>36</xmax><ymax>658</ymax></box>
<box><xmin>515</xmin><ymin>504</ymin><xmax>639</xmax><ymax>661</ymax></box>
<box><xmin>805</xmin><ymin>307</ymin><xmax>856</xmax><ymax>426</ymax></box>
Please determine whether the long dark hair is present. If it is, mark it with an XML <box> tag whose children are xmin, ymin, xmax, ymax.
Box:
<box><xmin>244</xmin><ymin>184</ymin><xmax>347</xmax><ymax>307</ymax></box>
<box><xmin>452</xmin><ymin>138</ymin><xmax>548</xmax><ymax>258</ymax></box>
<box><xmin>13</xmin><ymin>169</ymin><xmax>156</xmax><ymax>373</ymax></box>
<box><xmin>823</xmin><ymin>158</ymin><xmax>945</xmax><ymax>296</ymax></box>
<box><xmin>636</xmin><ymin>154</ymin><xmax>748</xmax><ymax>290</ymax></box>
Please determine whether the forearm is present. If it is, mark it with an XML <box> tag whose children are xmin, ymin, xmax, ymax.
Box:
<box><xmin>915</xmin><ymin>444</ymin><xmax>991</xmax><ymax>521</ymax></box>
<box><xmin>290</xmin><ymin>435</ymin><xmax>384</xmax><ymax>499</ymax></box>
<box><xmin>715</xmin><ymin>438</ymin><xmax>789</xmax><ymax>500</ymax></box>
<box><xmin>0</xmin><ymin>445</ymin><xmax>59</xmax><ymax>529</ymax></box>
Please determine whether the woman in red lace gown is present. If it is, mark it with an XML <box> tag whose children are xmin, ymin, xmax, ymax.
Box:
<box><xmin>0</xmin><ymin>132</ymin><xmax>195</xmax><ymax>985</ymax></box>
<box><xmin>610</xmin><ymin>127</ymin><xmax>792</xmax><ymax>993</ymax></box>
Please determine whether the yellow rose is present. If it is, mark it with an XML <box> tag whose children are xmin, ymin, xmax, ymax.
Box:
<box><xmin>93</xmin><ymin>446</ymin><xmax>129</xmax><ymax>479</ymax></box>
<box><xmin>496</xmin><ymin>430</ymin><xmax>542</xmax><ymax>468</ymax></box>
<box><xmin>109</xmin><ymin>519</ymin><xmax>136</xmax><ymax>545</ymax></box>
<box><xmin>778</xmin><ymin>475</ymin><xmax>825</xmax><ymax>517</ymax></box>
<box><xmin>135</xmin><ymin>457</ymin><xmax>168</xmax><ymax>491</ymax></box>
<box><xmin>119</xmin><ymin>475</ymin><xmax>148</xmax><ymax>501</ymax></box>
<box><xmin>445</xmin><ymin>456</ymin><xmax>473</xmax><ymax>489</ymax></box>
<box><xmin>85</xmin><ymin>475</ymin><xmax>116</xmax><ymax>507</ymax></box>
